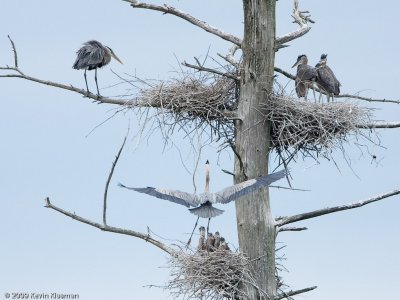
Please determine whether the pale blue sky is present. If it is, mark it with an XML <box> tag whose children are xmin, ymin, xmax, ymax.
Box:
<box><xmin>1</xmin><ymin>1</ymin><xmax>399</xmax><ymax>299</ymax></box>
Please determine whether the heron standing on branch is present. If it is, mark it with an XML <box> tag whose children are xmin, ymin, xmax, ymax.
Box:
<box><xmin>315</xmin><ymin>54</ymin><xmax>341</xmax><ymax>102</ymax></box>
<box><xmin>73</xmin><ymin>40</ymin><xmax>123</xmax><ymax>96</ymax></box>
<box><xmin>292</xmin><ymin>54</ymin><xmax>318</xmax><ymax>101</ymax></box>
<box><xmin>119</xmin><ymin>161</ymin><xmax>287</xmax><ymax>240</ymax></box>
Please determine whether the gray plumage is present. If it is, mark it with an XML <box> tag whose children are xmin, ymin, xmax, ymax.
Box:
<box><xmin>118</xmin><ymin>168</ymin><xmax>287</xmax><ymax>219</ymax></box>
<box><xmin>292</xmin><ymin>54</ymin><xmax>318</xmax><ymax>99</ymax></box>
<box><xmin>73</xmin><ymin>40</ymin><xmax>122</xmax><ymax>96</ymax></box>
<box><xmin>315</xmin><ymin>54</ymin><xmax>340</xmax><ymax>101</ymax></box>
<box><xmin>206</xmin><ymin>233</ymin><xmax>215</xmax><ymax>252</ymax></box>
<box><xmin>197</xmin><ymin>226</ymin><xmax>206</xmax><ymax>251</ymax></box>
<box><xmin>219</xmin><ymin>237</ymin><xmax>230</xmax><ymax>251</ymax></box>
<box><xmin>214</xmin><ymin>231</ymin><xmax>221</xmax><ymax>249</ymax></box>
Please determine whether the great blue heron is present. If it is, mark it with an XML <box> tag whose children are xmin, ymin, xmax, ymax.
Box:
<box><xmin>197</xmin><ymin>226</ymin><xmax>206</xmax><ymax>251</ymax></box>
<box><xmin>73</xmin><ymin>40</ymin><xmax>123</xmax><ymax>96</ymax></box>
<box><xmin>292</xmin><ymin>54</ymin><xmax>318</xmax><ymax>101</ymax></box>
<box><xmin>315</xmin><ymin>54</ymin><xmax>341</xmax><ymax>102</ymax></box>
<box><xmin>214</xmin><ymin>231</ymin><xmax>221</xmax><ymax>249</ymax></box>
<box><xmin>119</xmin><ymin>161</ymin><xmax>287</xmax><ymax>242</ymax></box>
<box><xmin>219</xmin><ymin>237</ymin><xmax>230</xmax><ymax>251</ymax></box>
<box><xmin>206</xmin><ymin>232</ymin><xmax>215</xmax><ymax>252</ymax></box>
<box><xmin>119</xmin><ymin>161</ymin><xmax>286</xmax><ymax>219</ymax></box>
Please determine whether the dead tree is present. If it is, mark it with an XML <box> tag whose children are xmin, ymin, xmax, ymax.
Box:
<box><xmin>2</xmin><ymin>0</ymin><xmax>400</xmax><ymax>299</ymax></box>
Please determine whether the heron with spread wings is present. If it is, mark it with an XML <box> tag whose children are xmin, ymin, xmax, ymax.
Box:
<box><xmin>119</xmin><ymin>161</ymin><xmax>286</xmax><ymax>218</ymax></box>
<box><xmin>73</xmin><ymin>40</ymin><xmax>123</xmax><ymax>96</ymax></box>
<box><xmin>119</xmin><ymin>161</ymin><xmax>287</xmax><ymax>237</ymax></box>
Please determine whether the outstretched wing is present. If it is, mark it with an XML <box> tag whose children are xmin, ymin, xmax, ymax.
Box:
<box><xmin>118</xmin><ymin>183</ymin><xmax>199</xmax><ymax>207</ymax></box>
<box><xmin>213</xmin><ymin>169</ymin><xmax>287</xmax><ymax>204</ymax></box>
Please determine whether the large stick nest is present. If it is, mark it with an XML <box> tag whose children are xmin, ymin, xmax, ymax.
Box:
<box><xmin>131</xmin><ymin>74</ymin><xmax>375</xmax><ymax>163</ymax></box>
<box><xmin>166</xmin><ymin>250</ymin><xmax>267</xmax><ymax>300</ymax></box>
<box><xmin>264</xmin><ymin>95</ymin><xmax>373</xmax><ymax>158</ymax></box>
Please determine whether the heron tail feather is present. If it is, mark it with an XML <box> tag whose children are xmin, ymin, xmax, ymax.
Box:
<box><xmin>189</xmin><ymin>204</ymin><xmax>224</xmax><ymax>218</ymax></box>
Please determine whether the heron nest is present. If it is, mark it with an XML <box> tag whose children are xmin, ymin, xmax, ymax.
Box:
<box><xmin>265</xmin><ymin>95</ymin><xmax>374</xmax><ymax>162</ymax></box>
<box><xmin>131</xmin><ymin>74</ymin><xmax>375</xmax><ymax>164</ymax></box>
<box><xmin>166</xmin><ymin>250</ymin><xmax>267</xmax><ymax>300</ymax></box>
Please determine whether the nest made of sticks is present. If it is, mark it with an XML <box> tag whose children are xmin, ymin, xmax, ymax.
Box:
<box><xmin>130</xmin><ymin>73</ymin><xmax>376</xmax><ymax>164</ymax></box>
<box><xmin>140</xmin><ymin>76</ymin><xmax>237</xmax><ymax>120</ymax></box>
<box><xmin>264</xmin><ymin>95</ymin><xmax>374</xmax><ymax>161</ymax></box>
<box><xmin>167</xmin><ymin>250</ymin><xmax>266</xmax><ymax>300</ymax></box>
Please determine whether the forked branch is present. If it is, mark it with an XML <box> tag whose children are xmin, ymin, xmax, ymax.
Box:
<box><xmin>276</xmin><ymin>189</ymin><xmax>400</xmax><ymax>227</ymax></box>
<box><xmin>122</xmin><ymin>0</ymin><xmax>242</xmax><ymax>46</ymax></box>
<box><xmin>44</xmin><ymin>197</ymin><xmax>175</xmax><ymax>256</ymax></box>
<box><xmin>276</xmin><ymin>0</ymin><xmax>313</xmax><ymax>45</ymax></box>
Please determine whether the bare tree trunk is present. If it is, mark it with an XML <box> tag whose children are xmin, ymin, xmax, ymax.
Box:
<box><xmin>235</xmin><ymin>0</ymin><xmax>276</xmax><ymax>298</ymax></box>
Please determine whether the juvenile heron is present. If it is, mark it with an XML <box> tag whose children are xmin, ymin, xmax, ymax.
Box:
<box><xmin>197</xmin><ymin>226</ymin><xmax>206</xmax><ymax>251</ymax></box>
<box><xmin>292</xmin><ymin>54</ymin><xmax>318</xmax><ymax>100</ymax></box>
<box><xmin>315</xmin><ymin>54</ymin><xmax>341</xmax><ymax>102</ymax></box>
<box><xmin>214</xmin><ymin>231</ymin><xmax>221</xmax><ymax>249</ymax></box>
<box><xmin>73</xmin><ymin>40</ymin><xmax>123</xmax><ymax>96</ymax></box>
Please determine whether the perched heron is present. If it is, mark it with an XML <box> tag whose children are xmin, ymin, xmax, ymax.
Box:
<box><xmin>219</xmin><ymin>237</ymin><xmax>230</xmax><ymax>251</ymax></box>
<box><xmin>206</xmin><ymin>232</ymin><xmax>215</xmax><ymax>252</ymax></box>
<box><xmin>197</xmin><ymin>226</ymin><xmax>206</xmax><ymax>251</ymax></box>
<box><xmin>214</xmin><ymin>231</ymin><xmax>221</xmax><ymax>249</ymax></box>
<box><xmin>292</xmin><ymin>54</ymin><xmax>318</xmax><ymax>100</ymax></box>
<box><xmin>315</xmin><ymin>54</ymin><xmax>341</xmax><ymax>102</ymax></box>
<box><xmin>119</xmin><ymin>161</ymin><xmax>287</xmax><ymax>242</ymax></box>
<box><xmin>73</xmin><ymin>40</ymin><xmax>123</xmax><ymax>96</ymax></box>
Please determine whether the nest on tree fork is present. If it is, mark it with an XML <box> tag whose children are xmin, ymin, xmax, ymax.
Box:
<box><xmin>139</xmin><ymin>76</ymin><xmax>237</xmax><ymax>120</ymax></box>
<box><xmin>264</xmin><ymin>96</ymin><xmax>374</xmax><ymax>161</ymax></box>
<box><xmin>166</xmin><ymin>250</ymin><xmax>267</xmax><ymax>300</ymax></box>
<box><xmin>131</xmin><ymin>74</ymin><xmax>375</xmax><ymax>161</ymax></box>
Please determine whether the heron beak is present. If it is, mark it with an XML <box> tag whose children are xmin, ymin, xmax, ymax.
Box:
<box><xmin>291</xmin><ymin>60</ymin><xmax>300</xmax><ymax>68</ymax></box>
<box><xmin>111</xmin><ymin>52</ymin><xmax>123</xmax><ymax>64</ymax></box>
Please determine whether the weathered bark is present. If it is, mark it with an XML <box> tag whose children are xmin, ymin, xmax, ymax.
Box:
<box><xmin>234</xmin><ymin>0</ymin><xmax>276</xmax><ymax>299</ymax></box>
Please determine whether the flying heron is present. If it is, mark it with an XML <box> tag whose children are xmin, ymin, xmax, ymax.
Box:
<box><xmin>73</xmin><ymin>40</ymin><xmax>123</xmax><ymax>96</ymax></box>
<box><xmin>119</xmin><ymin>161</ymin><xmax>287</xmax><ymax>240</ymax></box>
<box><xmin>292</xmin><ymin>54</ymin><xmax>318</xmax><ymax>101</ymax></box>
<box><xmin>119</xmin><ymin>161</ymin><xmax>286</xmax><ymax>219</ymax></box>
<box><xmin>315</xmin><ymin>54</ymin><xmax>341</xmax><ymax>102</ymax></box>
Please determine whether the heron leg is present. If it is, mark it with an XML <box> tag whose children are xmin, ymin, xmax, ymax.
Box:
<box><xmin>84</xmin><ymin>70</ymin><xmax>89</xmax><ymax>94</ymax></box>
<box><xmin>311</xmin><ymin>85</ymin><xmax>317</xmax><ymax>103</ymax></box>
<box><xmin>206</xmin><ymin>218</ymin><xmax>211</xmax><ymax>235</ymax></box>
<box><xmin>95</xmin><ymin>68</ymin><xmax>100</xmax><ymax>97</ymax></box>
<box><xmin>186</xmin><ymin>216</ymin><xmax>200</xmax><ymax>247</ymax></box>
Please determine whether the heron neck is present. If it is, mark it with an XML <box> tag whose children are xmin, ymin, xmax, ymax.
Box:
<box><xmin>204</xmin><ymin>165</ymin><xmax>210</xmax><ymax>193</ymax></box>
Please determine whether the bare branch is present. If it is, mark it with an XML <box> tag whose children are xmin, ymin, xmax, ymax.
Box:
<box><xmin>278</xmin><ymin>226</ymin><xmax>308</xmax><ymax>233</ymax></box>
<box><xmin>217</xmin><ymin>45</ymin><xmax>241</xmax><ymax>69</ymax></box>
<box><xmin>276</xmin><ymin>189</ymin><xmax>400</xmax><ymax>227</ymax></box>
<box><xmin>273</xmin><ymin>67</ymin><xmax>400</xmax><ymax>106</ymax></box>
<box><xmin>276</xmin><ymin>0</ymin><xmax>313</xmax><ymax>45</ymax></box>
<box><xmin>44</xmin><ymin>197</ymin><xmax>175</xmax><ymax>256</ymax></box>
<box><xmin>275</xmin><ymin>286</ymin><xmax>317</xmax><ymax>300</ymax></box>
<box><xmin>103</xmin><ymin>135</ymin><xmax>127</xmax><ymax>226</ymax></box>
<box><xmin>357</xmin><ymin>121</ymin><xmax>400</xmax><ymax>129</ymax></box>
<box><xmin>337</xmin><ymin>94</ymin><xmax>400</xmax><ymax>104</ymax></box>
<box><xmin>182</xmin><ymin>61</ymin><xmax>239</xmax><ymax>81</ymax></box>
<box><xmin>274</xmin><ymin>67</ymin><xmax>295</xmax><ymax>80</ymax></box>
<box><xmin>0</xmin><ymin>72</ymin><xmax>129</xmax><ymax>105</ymax></box>
<box><xmin>122</xmin><ymin>0</ymin><xmax>241</xmax><ymax>46</ymax></box>
<box><xmin>7</xmin><ymin>35</ymin><xmax>19</xmax><ymax>69</ymax></box>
